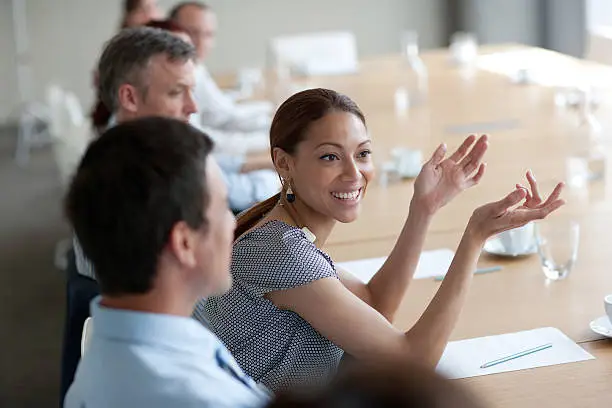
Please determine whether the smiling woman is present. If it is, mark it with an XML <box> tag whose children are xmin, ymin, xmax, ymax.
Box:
<box><xmin>234</xmin><ymin>88</ymin><xmax>370</xmax><ymax>238</ymax></box>
<box><xmin>194</xmin><ymin>88</ymin><xmax>566</xmax><ymax>392</ymax></box>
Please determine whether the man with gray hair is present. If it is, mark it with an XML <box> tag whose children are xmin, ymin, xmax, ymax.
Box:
<box><xmin>74</xmin><ymin>26</ymin><xmax>277</xmax><ymax>279</ymax></box>
<box><xmin>97</xmin><ymin>25</ymin><xmax>198</xmax><ymax>123</ymax></box>
<box><xmin>97</xmin><ymin>24</ymin><xmax>277</xmax><ymax>211</ymax></box>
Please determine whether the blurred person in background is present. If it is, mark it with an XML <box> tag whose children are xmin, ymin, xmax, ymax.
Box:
<box><xmin>91</xmin><ymin>21</ymin><xmax>277</xmax><ymax>211</ymax></box>
<box><xmin>90</xmin><ymin>0</ymin><xmax>163</xmax><ymax>133</ymax></box>
<box><xmin>169</xmin><ymin>2</ymin><xmax>275</xmax><ymax>134</ymax></box>
<box><xmin>80</xmin><ymin>27</ymin><xmax>280</xmax><ymax>280</ymax></box>
<box><xmin>90</xmin><ymin>19</ymin><xmax>278</xmax><ymax>212</ymax></box>
<box><xmin>91</xmin><ymin>19</ymin><xmax>193</xmax><ymax>133</ymax></box>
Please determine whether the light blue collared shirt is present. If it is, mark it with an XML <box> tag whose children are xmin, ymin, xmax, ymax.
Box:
<box><xmin>64</xmin><ymin>298</ymin><xmax>270</xmax><ymax>408</ymax></box>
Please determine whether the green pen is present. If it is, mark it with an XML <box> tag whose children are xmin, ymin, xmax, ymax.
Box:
<box><xmin>433</xmin><ymin>265</ymin><xmax>502</xmax><ymax>281</ymax></box>
<box><xmin>480</xmin><ymin>343</ymin><xmax>553</xmax><ymax>369</ymax></box>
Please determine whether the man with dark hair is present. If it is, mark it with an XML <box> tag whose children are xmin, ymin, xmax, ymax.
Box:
<box><xmin>64</xmin><ymin>117</ymin><xmax>269</xmax><ymax>407</ymax></box>
<box><xmin>61</xmin><ymin>26</ymin><xmax>278</xmax><ymax>402</ymax></box>
<box><xmin>60</xmin><ymin>28</ymin><xmax>198</xmax><ymax>401</ymax></box>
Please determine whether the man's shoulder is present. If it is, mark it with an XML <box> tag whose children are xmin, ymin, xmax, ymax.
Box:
<box><xmin>66</xmin><ymin>344</ymin><xmax>267</xmax><ymax>408</ymax></box>
<box><xmin>66</xmin><ymin>373</ymin><xmax>266</xmax><ymax>408</ymax></box>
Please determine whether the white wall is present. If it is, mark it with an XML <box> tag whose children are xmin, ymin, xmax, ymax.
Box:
<box><xmin>544</xmin><ymin>0</ymin><xmax>586</xmax><ymax>58</ymax></box>
<box><xmin>460</xmin><ymin>0</ymin><xmax>541</xmax><ymax>46</ymax></box>
<box><xmin>0</xmin><ymin>2</ymin><xmax>18</xmax><ymax>123</ymax></box>
<box><xmin>0</xmin><ymin>0</ymin><xmax>446</xmax><ymax>125</ymax></box>
<box><xmin>587</xmin><ymin>0</ymin><xmax>612</xmax><ymax>29</ymax></box>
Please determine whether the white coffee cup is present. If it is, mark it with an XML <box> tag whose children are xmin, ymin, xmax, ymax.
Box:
<box><xmin>391</xmin><ymin>148</ymin><xmax>422</xmax><ymax>178</ymax></box>
<box><xmin>497</xmin><ymin>222</ymin><xmax>535</xmax><ymax>254</ymax></box>
<box><xmin>605</xmin><ymin>295</ymin><xmax>612</xmax><ymax>324</ymax></box>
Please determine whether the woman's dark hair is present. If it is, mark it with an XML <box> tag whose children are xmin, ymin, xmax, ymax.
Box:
<box><xmin>269</xmin><ymin>362</ymin><xmax>485</xmax><ymax>408</ymax></box>
<box><xmin>234</xmin><ymin>88</ymin><xmax>366</xmax><ymax>239</ymax></box>
<box><xmin>90</xmin><ymin>19</ymin><xmax>188</xmax><ymax>132</ymax></box>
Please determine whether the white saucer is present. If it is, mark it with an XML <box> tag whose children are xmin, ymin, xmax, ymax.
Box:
<box><xmin>590</xmin><ymin>316</ymin><xmax>612</xmax><ymax>338</ymax></box>
<box><xmin>482</xmin><ymin>237</ymin><xmax>537</xmax><ymax>258</ymax></box>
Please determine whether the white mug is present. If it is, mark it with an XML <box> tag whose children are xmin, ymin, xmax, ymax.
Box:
<box><xmin>391</xmin><ymin>148</ymin><xmax>422</xmax><ymax>178</ymax></box>
<box><xmin>605</xmin><ymin>294</ymin><xmax>612</xmax><ymax>324</ymax></box>
<box><xmin>498</xmin><ymin>222</ymin><xmax>535</xmax><ymax>254</ymax></box>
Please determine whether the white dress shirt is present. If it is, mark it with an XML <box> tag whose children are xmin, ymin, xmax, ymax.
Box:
<box><xmin>193</xmin><ymin>64</ymin><xmax>274</xmax><ymax>132</ymax></box>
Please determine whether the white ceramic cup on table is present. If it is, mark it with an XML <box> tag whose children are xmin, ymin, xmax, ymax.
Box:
<box><xmin>605</xmin><ymin>294</ymin><xmax>612</xmax><ymax>324</ymax></box>
<box><xmin>497</xmin><ymin>222</ymin><xmax>535</xmax><ymax>255</ymax></box>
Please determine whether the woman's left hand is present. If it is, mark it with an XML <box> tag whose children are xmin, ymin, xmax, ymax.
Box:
<box><xmin>413</xmin><ymin>134</ymin><xmax>488</xmax><ymax>214</ymax></box>
<box><xmin>515</xmin><ymin>170</ymin><xmax>564</xmax><ymax>211</ymax></box>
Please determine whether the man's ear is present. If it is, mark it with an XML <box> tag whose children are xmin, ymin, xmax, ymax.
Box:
<box><xmin>117</xmin><ymin>84</ymin><xmax>140</xmax><ymax>113</ymax></box>
<box><xmin>167</xmin><ymin>221</ymin><xmax>198</xmax><ymax>269</ymax></box>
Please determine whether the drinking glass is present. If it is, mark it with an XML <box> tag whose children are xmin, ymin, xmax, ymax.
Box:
<box><xmin>534</xmin><ymin>220</ymin><xmax>580</xmax><ymax>281</ymax></box>
<box><xmin>398</xmin><ymin>30</ymin><xmax>428</xmax><ymax>108</ymax></box>
<box><xmin>577</xmin><ymin>86</ymin><xmax>602</xmax><ymax>133</ymax></box>
<box><xmin>449</xmin><ymin>31</ymin><xmax>478</xmax><ymax>66</ymax></box>
<box><xmin>401</xmin><ymin>30</ymin><xmax>419</xmax><ymax>61</ymax></box>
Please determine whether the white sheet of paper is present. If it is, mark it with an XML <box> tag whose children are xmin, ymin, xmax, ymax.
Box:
<box><xmin>436</xmin><ymin>327</ymin><xmax>594</xmax><ymax>380</ymax></box>
<box><xmin>336</xmin><ymin>249</ymin><xmax>455</xmax><ymax>283</ymax></box>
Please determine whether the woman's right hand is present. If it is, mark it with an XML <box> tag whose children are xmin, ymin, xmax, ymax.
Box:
<box><xmin>465</xmin><ymin>180</ymin><xmax>565</xmax><ymax>244</ymax></box>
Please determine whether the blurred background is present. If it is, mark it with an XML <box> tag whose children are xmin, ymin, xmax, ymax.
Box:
<box><xmin>0</xmin><ymin>0</ymin><xmax>593</xmax><ymax>121</ymax></box>
<box><xmin>0</xmin><ymin>0</ymin><xmax>607</xmax><ymax>406</ymax></box>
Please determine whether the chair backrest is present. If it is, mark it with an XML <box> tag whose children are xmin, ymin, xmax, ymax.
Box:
<box><xmin>269</xmin><ymin>31</ymin><xmax>359</xmax><ymax>76</ymax></box>
<box><xmin>45</xmin><ymin>85</ymin><xmax>92</xmax><ymax>188</ymax></box>
<box><xmin>46</xmin><ymin>85</ymin><xmax>68</xmax><ymax>138</ymax></box>
<box><xmin>64</xmin><ymin>92</ymin><xmax>86</xmax><ymax>128</ymax></box>
<box><xmin>585</xmin><ymin>25</ymin><xmax>612</xmax><ymax>65</ymax></box>
<box><xmin>81</xmin><ymin>317</ymin><xmax>93</xmax><ymax>356</ymax></box>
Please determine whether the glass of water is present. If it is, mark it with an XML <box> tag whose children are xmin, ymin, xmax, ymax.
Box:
<box><xmin>401</xmin><ymin>30</ymin><xmax>420</xmax><ymax>61</ymax></box>
<box><xmin>449</xmin><ymin>31</ymin><xmax>478</xmax><ymax>66</ymax></box>
<box><xmin>534</xmin><ymin>220</ymin><xmax>580</xmax><ymax>281</ymax></box>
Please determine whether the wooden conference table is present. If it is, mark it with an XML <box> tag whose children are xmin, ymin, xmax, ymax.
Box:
<box><xmin>221</xmin><ymin>44</ymin><xmax>612</xmax><ymax>406</ymax></box>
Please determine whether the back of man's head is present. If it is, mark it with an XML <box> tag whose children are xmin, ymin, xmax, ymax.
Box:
<box><xmin>65</xmin><ymin>117</ymin><xmax>213</xmax><ymax>296</ymax></box>
<box><xmin>97</xmin><ymin>27</ymin><xmax>195</xmax><ymax>114</ymax></box>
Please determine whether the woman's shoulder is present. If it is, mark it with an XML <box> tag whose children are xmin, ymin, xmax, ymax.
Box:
<box><xmin>235</xmin><ymin>220</ymin><xmax>328</xmax><ymax>260</ymax></box>
<box><xmin>231</xmin><ymin>220</ymin><xmax>336</xmax><ymax>287</ymax></box>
